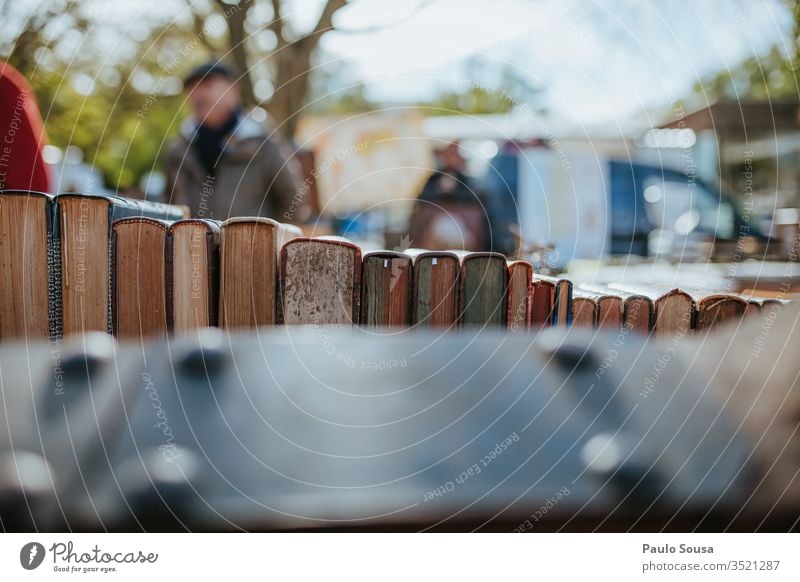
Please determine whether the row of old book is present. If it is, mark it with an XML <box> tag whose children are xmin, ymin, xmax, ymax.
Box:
<box><xmin>0</xmin><ymin>189</ymin><xmax>789</xmax><ymax>341</ymax></box>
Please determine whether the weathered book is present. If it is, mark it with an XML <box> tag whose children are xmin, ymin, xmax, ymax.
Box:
<box><xmin>56</xmin><ymin>193</ymin><xmax>185</xmax><ymax>337</ymax></box>
<box><xmin>740</xmin><ymin>295</ymin><xmax>790</xmax><ymax>318</ymax></box>
<box><xmin>530</xmin><ymin>277</ymin><xmax>554</xmax><ymax>331</ymax></box>
<box><xmin>571</xmin><ymin>290</ymin><xmax>597</xmax><ymax>328</ymax></box>
<box><xmin>506</xmin><ymin>260</ymin><xmax>532</xmax><ymax>333</ymax></box>
<box><xmin>407</xmin><ymin>249</ymin><xmax>460</xmax><ymax>329</ymax></box>
<box><xmin>360</xmin><ymin>251</ymin><xmax>412</xmax><ymax>328</ymax></box>
<box><xmin>597</xmin><ymin>286</ymin><xmax>653</xmax><ymax>333</ymax></box>
<box><xmin>609</xmin><ymin>283</ymin><xmax>694</xmax><ymax>337</ymax></box>
<box><xmin>111</xmin><ymin>218</ymin><xmax>170</xmax><ymax>340</ymax></box>
<box><xmin>687</xmin><ymin>290</ymin><xmax>747</xmax><ymax>332</ymax></box>
<box><xmin>0</xmin><ymin>190</ymin><xmax>184</xmax><ymax>340</ymax></box>
<box><xmin>166</xmin><ymin>219</ymin><xmax>221</xmax><ymax>333</ymax></box>
<box><xmin>457</xmin><ymin>251</ymin><xmax>509</xmax><ymax>328</ymax></box>
<box><xmin>531</xmin><ymin>274</ymin><xmax>573</xmax><ymax>327</ymax></box>
<box><xmin>0</xmin><ymin>190</ymin><xmax>53</xmax><ymax>340</ymax></box>
<box><xmin>574</xmin><ymin>284</ymin><xmax>623</xmax><ymax>331</ymax></box>
<box><xmin>280</xmin><ymin>237</ymin><xmax>362</xmax><ymax>325</ymax></box>
<box><xmin>218</xmin><ymin>218</ymin><xmax>302</xmax><ymax>329</ymax></box>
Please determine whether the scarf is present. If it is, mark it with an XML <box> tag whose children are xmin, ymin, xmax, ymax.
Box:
<box><xmin>192</xmin><ymin>109</ymin><xmax>241</xmax><ymax>177</ymax></box>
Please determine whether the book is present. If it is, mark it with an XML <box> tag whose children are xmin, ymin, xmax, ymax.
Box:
<box><xmin>0</xmin><ymin>190</ymin><xmax>53</xmax><ymax>340</ymax></box>
<box><xmin>111</xmin><ymin>218</ymin><xmax>170</xmax><ymax>340</ymax></box>
<box><xmin>571</xmin><ymin>290</ymin><xmax>597</xmax><ymax>328</ymax></box>
<box><xmin>689</xmin><ymin>290</ymin><xmax>747</xmax><ymax>332</ymax></box>
<box><xmin>280</xmin><ymin>237</ymin><xmax>362</xmax><ymax>325</ymax></box>
<box><xmin>529</xmin><ymin>277</ymin><xmax>554</xmax><ymax>331</ymax></box>
<box><xmin>166</xmin><ymin>219</ymin><xmax>221</xmax><ymax>333</ymax></box>
<box><xmin>740</xmin><ymin>295</ymin><xmax>789</xmax><ymax>318</ymax></box>
<box><xmin>574</xmin><ymin>285</ymin><xmax>623</xmax><ymax>330</ymax></box>
<box><xmin>606</xmin><ymin>288</ymin><xmax>653</xmax><ymax>333</ymax></box>
<box><xmin>506</xmin><ymin>260</ymin><xmax>532</xmax><ymax>333</ymax></box>
<box><xmin>532</xmin><ymin>274</ymin><xmax>573</xmax><ymax>327</ymax></box>
<box><xmin>55</xmin><ymin>193</ymin><xmax>185</xmax><ymax>337</ymax></box>
<box><xmin>609</xmin><ymin>284</ymin><xmax>694</xmax><ymax>337</ymax></box>
<box><xmin>457</xmin><ymin>251</ymin><xmax>509</xmax><ymax>328</ymax></box>
<box><xmin>407</xmin><ymin>249</ymin><xmax>460</xmax><ymax>329</ymax></box>
<box><xmin>218</xmin><ymin>218</ymin><xmax>302</xmax><ymax>329</ymax></box>
<box><xmin>0</xmin><ymin>190</ymin><xmax>184</xmax><ymax>341</ymax></box>
<box><xmin>360</xmin><ymin>251</ymin><xmax>412</xmax><ymax>328</ymax></box>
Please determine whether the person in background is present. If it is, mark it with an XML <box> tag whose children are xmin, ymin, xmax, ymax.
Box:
<box><xmin>0</xmin><ymin>61</ymin><xmax>50</xmax><ymax>192</ymax></box>
<box><xmin>408</xmin><ymin>142</ymin><xmax>492</xmax><ymax>251</ymax></box>
<box><xmin>164</xmin><ymin>62</ymin><xmax>299</xmax><ymax>220</ymax></box>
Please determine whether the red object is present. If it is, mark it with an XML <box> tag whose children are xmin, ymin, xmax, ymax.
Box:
<box><xmin>0</xmin><ymin>61</ymin><xmax>50</xmax><ymax>192</ymax></box>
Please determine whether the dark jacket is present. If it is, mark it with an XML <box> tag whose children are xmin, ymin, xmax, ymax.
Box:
<box><xmin>164</xmin><ymin>111</ymin><xmax>299</xmax><ymax>220</ymax></box>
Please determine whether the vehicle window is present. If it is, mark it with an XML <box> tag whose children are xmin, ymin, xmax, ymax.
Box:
<box><xmin>642</xmin><ymin>177</ymin><xmax>734</xmax><ymax>238</ymax></box>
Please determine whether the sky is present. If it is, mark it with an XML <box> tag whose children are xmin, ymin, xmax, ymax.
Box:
<box><xmin>4</xmin><ymin>0</ymin><xmax>795</xmax><ymax>131</ymax></box>
<box><xmin>310</xmin><ymin>0</ymin><xmax>793</xmax><ymax>128</ymax></box>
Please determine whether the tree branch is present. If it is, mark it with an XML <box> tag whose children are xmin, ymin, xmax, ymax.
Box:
<box><xmin>300</xmin><ymin>0</ymin><xmax>348</xmax><ymax>47</ymax></box>
<box><xmin>183</xmin><ymin>0</ymin><xmax>216</xmax><ymax>53</ymax></box>
<box><xmin>269</xmin><ymin>0</ymin><xmax>287</xmax><ymax>47</ymax></box>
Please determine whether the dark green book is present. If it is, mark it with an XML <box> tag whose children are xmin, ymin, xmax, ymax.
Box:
<box><xmin>456</xmin><ymin>251</ymin><xmax>509</xmax><ymax>328</ymax></box>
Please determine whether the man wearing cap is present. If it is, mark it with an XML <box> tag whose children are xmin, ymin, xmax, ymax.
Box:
<box><xmin>164</xmin><ymin>62</ymin><xmax>300</xmax><ymax>220</ymax></box>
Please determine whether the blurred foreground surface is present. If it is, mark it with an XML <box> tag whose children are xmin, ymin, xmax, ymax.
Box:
<box><xmin>1</xmin><ymin>306</ymin><xmax>798</xmax><ymax>532</ymax></box>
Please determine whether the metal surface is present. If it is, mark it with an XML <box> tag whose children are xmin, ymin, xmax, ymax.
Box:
<box><xmin>0</xmin><ymin>310</ymin><xmax>798</xmax><ymax>532</ymax></box>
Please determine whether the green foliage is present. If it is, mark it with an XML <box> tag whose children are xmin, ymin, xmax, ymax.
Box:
<box><xmin>420</xmin><ymin>58</ymin><xmax>543</xmax><ymax>116</ymax></box>
<box><xmin>26</xmin><ymin>66</ymin><xmax>187</xmax><ymax>190</ymax></box>
<box><xmin>696</xmin><ymin>46</ymin><xmax>800</xmax><ymax>101</ymax></box>
<box><xmin>697</xmin><ymin>0</ymin><xmax>800</xmax><ymax>101</ymax></box>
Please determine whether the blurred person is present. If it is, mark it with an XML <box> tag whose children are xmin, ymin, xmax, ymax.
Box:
<box><xmin>409</xmin><ymin>142</ymin><xmax>491</xmax><ymax>251</ymax></box>
<box><xmin>165</xmin><ymin>62</ymin><xmax>299</xmax><ymax>220</ymax></box>
<box><xmin>0</xmin><ymin>61</ymin><xmax>51</xmax><ymax>192</ymax></box>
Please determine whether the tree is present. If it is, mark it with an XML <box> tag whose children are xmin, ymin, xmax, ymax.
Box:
<box><xmin>177</xmin><ymin>0</ymin><xmax>352</xmax><ymax>139</ymax></box>
<box><xmin>694</xmin><ymin>0</ymin><xmax>800</xmax><ymax>101</ymax></box>
<box><xmin>0</xmin><ymin>0</ymin><xmax>359</xmax><ymax>187</ymax></box>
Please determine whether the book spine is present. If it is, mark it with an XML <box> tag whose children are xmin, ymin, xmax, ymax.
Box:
<box><xmin>351</xmin><ymin>247</ymin><xmax>362</xmax><ymax>325</ymax></box>
<box><xmin>205</xmin><ymin>227</ymin><xmax>221</xmax><ymax>327</ymax></box>
<box><xmin>47</xmin><ymin>199</ymin><xmax>63</xmax><ymax>341</ymax></box>
<box><xmin>164</xmin><ymin>231</ymin><xmax>175</xmax><ymax>331</ymax></box>
<box><xmin>105</xmin><ymin>204</ymin><xmax>114</xmax><ymax>334</ymax></box>
<box><xmin>110</xmin><ymin>227</ymin><xmax>119</xmax><ymax>336</ymax></box>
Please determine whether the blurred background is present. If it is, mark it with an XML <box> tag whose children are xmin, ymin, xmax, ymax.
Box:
<box><xmin>3</xmin><ymin>0</ymin><xmax>800</xmax><ymax>271</ymax></box>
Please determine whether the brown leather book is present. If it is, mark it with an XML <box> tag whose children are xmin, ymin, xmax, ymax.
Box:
<box><xmin>610</xmin><ymin>283</ymin><xmax>694</xmax><ymax>337</ymax></box>
<box><xmin>111</xmin><ymin>217</ymin><xmax>170</xmax><ymax>340</ymax></box>
<box><xmin>531</xmin><ymin>274</ymin><xmax>573</xmax><ymax>327</ymax></box>
<box><xmin>618</xmin><ymin>291</ymin><xmax>652</xmax><ymax>333</ymax></box>
<box><xmin>55</xmin><ymin>193</ymin><xmax>185</xmax><ymax>337</ymax></box>
<box><xmin>219</xmin><ymin>218</ymin><xmax>302</xmax><ymax>329</ymax></box>
<box><xmin>688</xmin><ymin>290</ymin><xmax>747</xmax><ymax>331</ymax></box>
<box><xmin>280</xmin><ymin>237</ymin><xmax>361</xmax><ymax>325</ymax></box>
<box><xmin>0</xmin><ymin>190</ymin><xmax>53</xmax><ymax>340</ymax></box>
<box><xmin>360</xmin><ymin>251</ymin><xmax>412</xmax><ymax>328</ymax></box>
<box><xmin>530</xmin><ymin>278</ymin><xmax>554</xmax><ymax>331</ymax></box>
<box><xmin>1</xmin><ymin>190</ymin><xmax>183</xmax><ymax>340</ymax></box>
<box><xmin>457</xmin><ymin>251</ymin><xmax>509</xmax><ymax>328</ymax></box>
<box><xmin>166</xmin><ymin>219</ymin><xmax>221</xmax><ymax>333</ymax></box>
<box><xmin>603</xmin><ymin>287</ymin><xmax>653</xmax><ymax>333</ymax></box>
<box><xmin>407</xmin><ymin>249</ymin><xmax>460</xmax><ymax>329</ymax></box>
<box><xmin>740</xmin><ymin>295</ymin><xmax>790</xmax><ymax>318</ymax></box>
<box><xmin>571</xmin><ymin>290</ymin><xmax>598</xmax><ymax>328</ymax></box>
<box><xmin>575</xmin><ymin>285</ymin><xmax>623</xmax><ymax>331</ymax></box>
<box><xmin>506</xmin><ymin>260</ymin><xmax>532</xmax><ymax>333</ymax></box>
